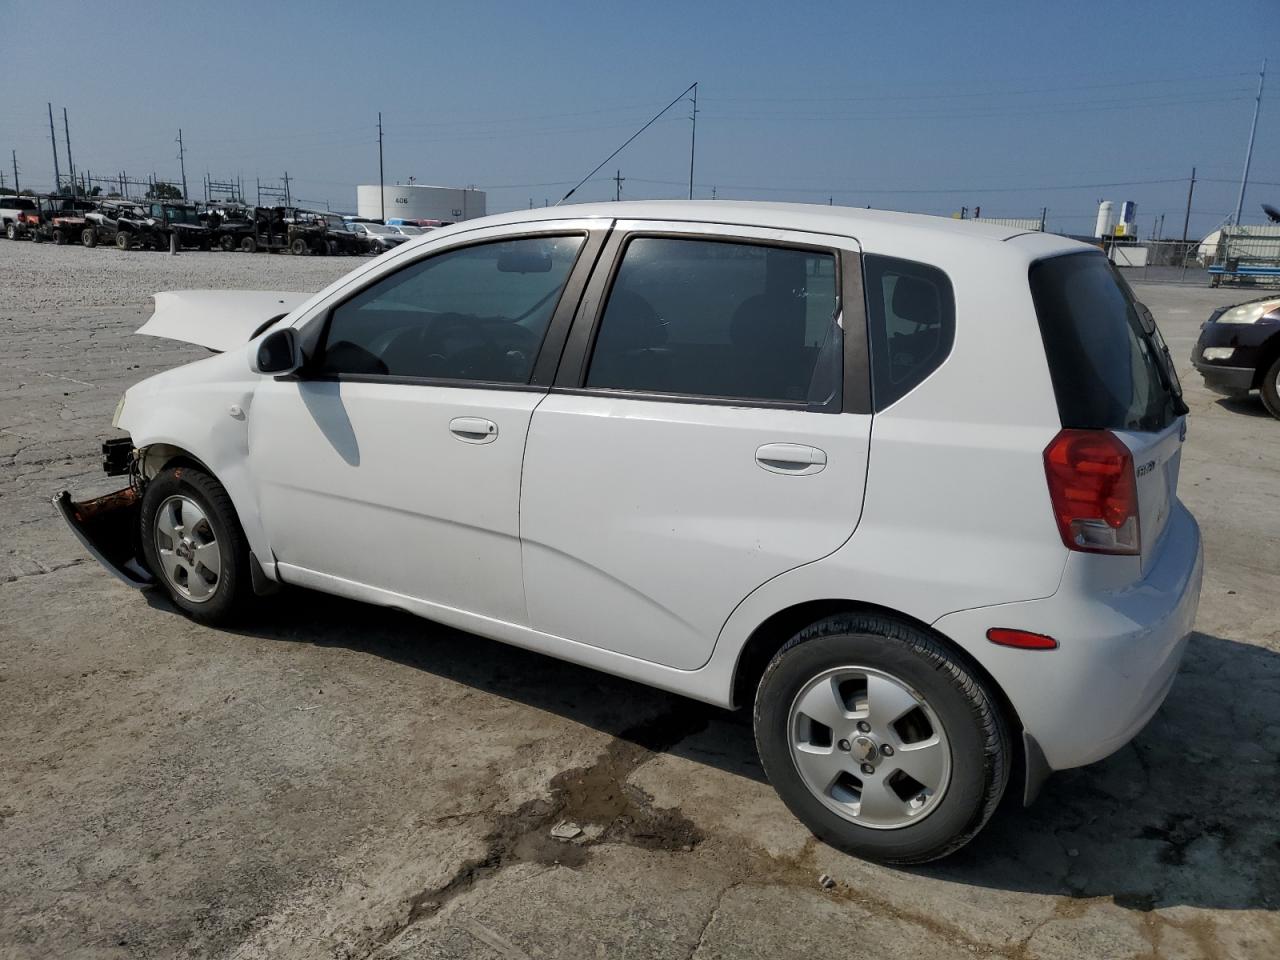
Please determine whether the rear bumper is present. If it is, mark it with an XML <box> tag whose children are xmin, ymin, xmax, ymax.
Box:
<box><xmin>53</xmin><ymin>488</ymin><xmax>153</xmax><ymax>588</ymax></box>
<box><xmin>933</xmin><ymin>502</ymin><xmax>1203</xmax><ymax>774</ymax></box>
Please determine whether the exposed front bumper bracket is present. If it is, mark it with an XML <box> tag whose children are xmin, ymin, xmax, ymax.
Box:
<box><xmin>53</xmin><ymin>488</ymin><xmax>154</xmax><ymax>589</ymax></box>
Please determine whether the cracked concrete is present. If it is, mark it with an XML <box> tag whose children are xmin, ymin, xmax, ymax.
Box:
<box><xmin>0</xmin><ymin>241</ymin><xmax>1277</xmax><ymax>958</ymax></box>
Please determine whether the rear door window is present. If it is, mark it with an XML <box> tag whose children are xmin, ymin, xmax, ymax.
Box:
<box><xmin>584</xmin><ymin>236</ymin><xmax>841</xmax><ymax>407</ymax></box>
<box><xmin>863</xmin><ymin>255</ymin><xmax>956</xmax><ymax>409</ymax></box>
<box><xmin>1029</xmin><ymin>252</ymin><xmax>1179</xmax><ymax>431</ymax></box>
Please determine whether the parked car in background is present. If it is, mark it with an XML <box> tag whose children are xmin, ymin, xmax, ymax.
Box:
<box><xmin>1</xmin><ymin>195</ymin><xmax>40</xmax><ymax>239</ymax></box>
<box><xmin>388</xmin><ymin>224</ymin><xmax>427</xmax><ymax>238</ymax></box>
<box><xmin>349</xmin><ymin>221</ymin><xmax>409</xmax><ymax>254</ymax></box>
<box><xmin>56</xmin><ymin>201</ymin><xmax>1201</xmax><ymax>864</ymax></box>
<box><xmin>1191</xmin><ymin>294</ymin><xmax>1280</xmax><ymax>418</ymax></box>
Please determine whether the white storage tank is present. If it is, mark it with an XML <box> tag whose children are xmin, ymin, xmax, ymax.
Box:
<box><xmin>356</xmin><ymin>184</ymin><xmax>486</xmax><ymax>222</ymax></box>
<box><xmin>1094</xmin><ymin>201</ymin><xmax>1116</xmax><ymax>239</ymax></box>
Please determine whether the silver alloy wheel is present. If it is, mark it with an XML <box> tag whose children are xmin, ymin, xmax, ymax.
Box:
<box><xmin>153</xmin><ymin>495</ymin><xmax>221</xmax><ymax>603</ymax></box>
<box><xmin>787</xmin><ymin>666</ymin><xmax>952</xmax><ymax>830</ymax></box>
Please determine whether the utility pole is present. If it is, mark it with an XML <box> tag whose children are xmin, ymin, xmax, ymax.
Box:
<box><xmin>1040</xmin><ymin>207</ymin><xmax>1048</xmax><ymax>231</ymax></box>
<box><xmin>377</xmin><ymin>111</ymin><xmax>385</xmax><ymax>222</ymax></box>
<box><xmin>282</xmin><ymin>171</ymin><xmax>292</xmax><ymax>207</ymax></box>
<box><xmin>1234</xmin><ymin>59</ymin><xmax>1266</xmax><ymax>226</ymax></box>
<box><xmin>1181</xmin><ymin>166</ymin><xmax>1197</xmax><ymax>243</ymax></box>
<box><xmin>62</xmin><ymin>107</ymin><xmax>76</xmax><ymax>197</ymax></box>
<box><xmin>47</xmin><ymin>103</ymin><xmax>62</xmax><ymax>195</ymax></box>
<box><xmin>613</xmin><ymin>169</ymin><xmax>624</xmax><ymax>201</ymax></box>
<box><xmin>176</xmin><ymin>129</ymin><xmax>188</xmax><ymax>200</ymax></box>
<box><xmin>688</xmin><ymin>82</ymin><xmax>698</xmax><ymax>200</ymax></box>
<box><xmin>11</xmin><ymin>150</ymin><xmax>18</xmax><ymax>194</ymax></box>
<box><xmin>711</xmin><ymin>186</ymin><xmax>717</xmax><ymax>200</ymax></box>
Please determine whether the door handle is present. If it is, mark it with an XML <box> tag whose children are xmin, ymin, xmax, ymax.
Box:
<box><xmin>755</xmin><ymin>442</ymin><xmax>827</xmax><ymax>476</ymax></box>
<box><xmin>449</xmin><ymin>417</ymin><xmax>498</xmax><ymax>444</ymax></box>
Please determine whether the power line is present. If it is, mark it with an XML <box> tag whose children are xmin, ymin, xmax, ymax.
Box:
<box><xmin>558</xmin><ymin>81</ymin><xmax>697</xmax><ymax>205</ymax></box>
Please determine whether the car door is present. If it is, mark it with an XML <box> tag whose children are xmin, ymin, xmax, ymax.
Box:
<box><xmin>519</xmin><ymin>221</ymin><xmax>872</xmax><ymax>671</ymax></box>
<box><xmin>249</xmin><ymin>223</ymin><xmax>605</xmax><ymax>624</ymax></box>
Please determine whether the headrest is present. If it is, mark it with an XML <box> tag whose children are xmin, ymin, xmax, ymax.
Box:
<box><xmin>892</xmin><ymin>276</ymin><xmax>940</xmax><ymax>327</ymax></box>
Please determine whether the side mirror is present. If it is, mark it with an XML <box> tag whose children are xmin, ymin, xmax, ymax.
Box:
<box><xmin>251</xmin><ymin>327</ymin><xmax>299</xmax><ymax>375</ymax></box>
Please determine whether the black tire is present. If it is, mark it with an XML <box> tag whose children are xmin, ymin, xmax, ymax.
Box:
<box><xmin>52</xmin><ymin>228</ymin><xmax>67</xmax><ymax>245</ymax></box>
<box><xmin>754</xmin><ymin>612</ymin><xmax>1010</xmax><ymax>864</ymax></box>
<box><xmin>4</xmin><ymin>223</ymin><xmax>16</xmax><ymax>240</ymax></box>
<box><xmin>140</xmin><ymin>465</ymin><xmax>252</xmax><ymax>625</ymax></box>
<box><xmin>82</xmin><ymin>228</ymin><xmax>97</xmax><ymax>247</ymax></box>
<box><xmin>289</xmin><ymin>237</ymin><xmax>308</xmax><ymax>256</ymax></box>
<box><xmin>31</xmin><ymin>230</ymin><xmax>44</xmax><ymax>243</ymax></box>
<box><xmin>116</xmin><ymin>232</ymin><xmax>131</xmax><ymax>250</ymax></box>
<box><xmin>1260</xmin><ymin>355</ymin><xmax>1280</xmax><ymax>420</ymax></box>
<box><xmin>240</xmin><ymin>235</ymin><xmax>257</xmax><ymax>253</ymax></box>
<box><xmin>220</xmin><ymin>234</ymin><xmax>237</xmax><ymax>252</ymax></box>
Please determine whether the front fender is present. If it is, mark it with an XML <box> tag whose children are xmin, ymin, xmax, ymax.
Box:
<box><xmin>119</xmin><ymin>349</ymin><xmax>275</xmax><ymax>577</ymax></box>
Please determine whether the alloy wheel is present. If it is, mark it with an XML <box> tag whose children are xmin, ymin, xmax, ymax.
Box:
<box><xmin>787</xmin><ymin>666</ymin><xmax>952</xmax><ymax>829</ymax></box>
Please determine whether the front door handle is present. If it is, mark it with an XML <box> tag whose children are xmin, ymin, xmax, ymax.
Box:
<box><xmin>755</xmin><ymin>442</ymin><xmax>827</xmax><ymax>475</ymax></box>
<box><xmin>449</xmin><ymin>417</ymin><xmax>498</xmax><ymax>444</ymax></box>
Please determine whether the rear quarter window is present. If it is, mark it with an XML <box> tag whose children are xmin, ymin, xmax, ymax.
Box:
<box><xmin>1029</xmin><ymin>252</ymin><xmax>1177</xmax><ymax>432</ymax></box>
<box><xmin>863</xmin><ymin>255</ymin><xmax>956</xmax><ymax>410</ymax></box>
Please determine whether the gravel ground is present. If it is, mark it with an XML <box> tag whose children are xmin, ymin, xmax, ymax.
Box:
<box><xmin>0</xmin><ymin>241</ymin><xmax>359</xmax><ymax>311</ymax></box>
<box><xmin>1</xmin><ymin>239</ymin><xmax>1277</xmax><ymax>959</ymax></box>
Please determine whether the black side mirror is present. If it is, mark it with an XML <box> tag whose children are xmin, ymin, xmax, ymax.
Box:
<box><xmin>251</xmin><ymin>327</ymin><xmax>298</xmax><ymax>375</ymax></box>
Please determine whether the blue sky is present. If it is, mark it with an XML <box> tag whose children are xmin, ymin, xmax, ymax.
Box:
<box><xmin>2</xmin><ymin>0</ymin><xmax>1277</xmax><ymax>237</ymax></box>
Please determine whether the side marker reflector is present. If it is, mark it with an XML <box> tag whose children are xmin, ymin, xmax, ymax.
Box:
<box><xmin>987</xmin><ymin>628</ymin><xmax>1058</xmax><ymax>650</ymax></box>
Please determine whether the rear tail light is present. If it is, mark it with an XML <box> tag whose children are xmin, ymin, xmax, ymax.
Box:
<box><xmin>1043</xmin><ymin>429</ymin><xmax>1139</xmax><ymax>555</ymax></box>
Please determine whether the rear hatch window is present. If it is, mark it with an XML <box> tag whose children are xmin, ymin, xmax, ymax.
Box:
<box><xmin>1029</xmin><ymin>252</ymin><xmax>1184</xmax><ymax>432</ymax></box>
<box><xmin>1030</xmin><ymin>251</ymin><xmax>1189</xmax><ymax>564</ymax></box>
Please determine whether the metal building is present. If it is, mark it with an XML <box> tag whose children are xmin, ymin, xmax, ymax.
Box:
<box><xmin>356</xmin><ymin>184</ymin><xmax>486</xmax><ymax>222</ymax></box>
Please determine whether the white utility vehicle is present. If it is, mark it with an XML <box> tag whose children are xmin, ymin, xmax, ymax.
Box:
<box><xmin>57</xmin><ymin>202</ymin><xmax>1202</xmax><ymax>863</ymax></box>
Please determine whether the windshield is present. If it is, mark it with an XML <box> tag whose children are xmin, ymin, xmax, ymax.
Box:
<box><xmin>165</xmin><ymin>206</ymin><xmax>201</xmax><ymax>224</ymax></box>
<box><xmin>1029</xmin><ymin>252</ymin><xmax>1183</xmax><ymax>432</ymax></box>
<box><xmin>364</xmin><ymin>224</ymin><xmax>395</xmax><ymax>235</ymax></box>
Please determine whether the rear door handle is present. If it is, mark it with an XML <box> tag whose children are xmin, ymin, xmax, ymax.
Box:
<box><xmin>449</xmin><ymin>417</ymin><xmax>498</xmax><ymax>444</ymax></box>
<box><xmin>755</xmin><ymin>442</ymin><xmax>827</xmax><ymax>475</ymax></box>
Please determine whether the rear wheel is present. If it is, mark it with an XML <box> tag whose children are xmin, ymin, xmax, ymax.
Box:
<box><xmin>1260</xmin><ymin>355</ymin><xmax>1280</xmax><ymax>420</ymax></box>
<box><xmin>4</xmin><ymin>223</ymin><xmax>15</xmax><ymax>240</ymax></box>
<box><xmin>754</xmin><ymin>612</ymin><xmax>1010</xmax><ymax>864</ymax></box>
<box><xmin>116</xmin><ymin>232</ymin><xmax>131</xmax><ymax>250</ymax></box>
<box><xmin>52</xmin><ymin>228</ymin><xmax>67</xmax><ymax>245</ymax></box>
<box><xmin>220</xmin><ymin>234</ymin><xmax>237</xmax><ymax>252</ymax></box>
<box><xmin>240</xmin><ymin>235</ymin><xmax>258</xmax><ymax>253</ymax></box>
<box><xmin>82</xmin><ymin>228</ymin><xmax>97</xmax><ymax>247</ymax></box>
<box><xmin>289</xmin><ymin>237</ymin><xmax>308</xmax><ymax>256</ymax></box>
<box><xmin>140</xmin><ymin>465</ymin><xmax>251</xmax><ymax>625</ymax></box>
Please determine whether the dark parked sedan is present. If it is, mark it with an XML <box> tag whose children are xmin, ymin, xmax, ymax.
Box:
<box><xmin>1191</xmin><ymin>295</ymin><xmax>1280</xmax><ymax>418</ymax></box>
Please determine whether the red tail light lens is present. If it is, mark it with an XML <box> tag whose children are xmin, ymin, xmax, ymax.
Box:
<box><xmin>1043</xmin><ymin>429</ymin><xmax>1139</xmax><ymax>555</ymax></box>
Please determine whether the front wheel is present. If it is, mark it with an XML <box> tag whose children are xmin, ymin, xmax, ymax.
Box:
<box><xmin>754</xmin><ymin>613</ymin><xmax>1010</xmax><ymax>864</ymax></box>
<box><xmin>116</xmin><ymin>232</ymin><xmax>131</xmax><ymax>250</ymax></box>
<box><xmin>140</xmin><ymin>465</ymin><xmax>252</xmax><ymax>625</ymax></box>
<box><xmin>1260</xmin><ymin>355</ymin><xmax>1280</xmax><ymax>420</ymax></box>
<box><xmin>82</xmin><ymin>228</ymin><xmax>97</xmax><ymax>247</ymax></box>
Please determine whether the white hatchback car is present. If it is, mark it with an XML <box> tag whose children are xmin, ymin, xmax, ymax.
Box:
<box><xmin>58</xmin><ymin>202</ymin><xmax>1202</xmax><ymax>863</ymax></box>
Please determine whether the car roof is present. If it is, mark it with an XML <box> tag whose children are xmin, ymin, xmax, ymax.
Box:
<box><xmin>471</xmin><ymin>200</ymin><xmax>1041</xmax><ymax>243</ymax></box>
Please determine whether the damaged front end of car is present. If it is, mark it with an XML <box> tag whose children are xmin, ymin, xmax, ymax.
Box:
<box><xmin>52</xmin><ymin>438</ymin><xmax>155</xmax><ymax>588</ymax></box>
